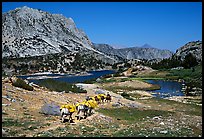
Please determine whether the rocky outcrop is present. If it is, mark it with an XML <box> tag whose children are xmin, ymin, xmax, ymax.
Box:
<box><xmin>40</xmin><ymin>102</ymin><xmax>61</xmax><ymax>116</ymax></box>
<box><xmin>174</xmin><ymin>40</ymin><xmax>202</xmax><ymax>62</ymax></box>
<box><xmin>2</xmin><ymin>6</ymin><xmax>116</xmax><ymax>65</ymax></box>
<box><xmin>2</xmin><ymin>6</ymin><xmax>95</xmax><ymax>58</ymax></box>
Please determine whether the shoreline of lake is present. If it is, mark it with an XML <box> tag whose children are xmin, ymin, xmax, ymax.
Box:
<box><xmin>18</xmin><ymin>70</ymin><xmax>116</xmax><ymax>84</ymax></box>
<box><xmin>25</xmin><ymin>72</ymin><xmax>94</xmax><ymax>80</ymax></box>
<box><xmin>19</xmin><ymin>69</ymin><xmax>116</xmax><ymax>77</ymax></box>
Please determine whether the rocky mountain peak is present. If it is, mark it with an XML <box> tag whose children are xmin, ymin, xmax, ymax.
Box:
<box><xmin>2</xmin><ymin>6</ymin><xmax>94</xmax><ymax>58</ymax></box>
<box><xmin>14</xmin><ymin>6</ymin><xmax>43</xmax><ymax>20</ymax></box>
<box><xmin>141</xmin><ymin>43</ymin><xmax>153</xmax><ymax>48</ymax></box>
<box><xmin>175</xmin><ymin>40</ymin><xmax>202</xmax><ymax>62</ymax></box>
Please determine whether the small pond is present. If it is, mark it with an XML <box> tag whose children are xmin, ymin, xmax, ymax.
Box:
<box><xmin>145</xmin><ymin>80</ymin><xmax>185</xmax><ymax>98</ymax></box>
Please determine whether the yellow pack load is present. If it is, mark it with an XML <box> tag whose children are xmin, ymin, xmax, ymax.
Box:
<box><xmin>81</xmin><ymin>101</ymin><xmax>87</xmax><ymax>105</ymax></box>
<box><xmin>76</xmin><ymin>101</ymin><xmax>85</xmax><ymax>107</ymax></box>
<box><xmin>60</xmin><ymin>104</ymin><xmax>66</xmax><ymax>110</ymax></box>
<box><xmin>96</xmin><ymin>95</ymin><xmax>102</xmax><ymax>101</ymax></box>
<box><xmin>60</xmin><ymin>104</ymin><xmax>76</xmax><ymax>113</ymax></box>
<box><xmin>68</xmin><ymin>104</ymin><xmax>76</xmax><ymax>113</ymax></box>
<box><xmin>92</xmin><ymin>100</ymin><xmax>98</xmax><ymax>107</ymax></box>
<box><xmin>75</xmin><ymin>102</ymin><xmax>80</xmax><ymax>107</ymax></box>
<box><xmin>99</xmin><ymin>94</ymin><xmax>106</xmax><ymax>98</ymax></box>
<box><xmin>90</xmin><ymin>96</ymin><xmax>95</xmax><ymax>101</ymax></box>
<box><xmin>87</xmin><ymin>100</ymin><xmax>98</xmax><ymax>108</ymax></box>
<box><xmin>91</xmin><ymin>96</ymin><xmax>99</xmax><ymax>102</ymax></box>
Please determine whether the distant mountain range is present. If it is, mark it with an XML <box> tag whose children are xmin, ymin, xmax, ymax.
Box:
<box><xmin>93</xmin><ymin>43</ymin><xmax>173</xmax><ymax>60</ymax></box>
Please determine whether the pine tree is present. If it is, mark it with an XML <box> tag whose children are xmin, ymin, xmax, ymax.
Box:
<box><xmin>182</xmin><ymin>53</ymin><xmax>198</xmax><ymax>69</ymax></box>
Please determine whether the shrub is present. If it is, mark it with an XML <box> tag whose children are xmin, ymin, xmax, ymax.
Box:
<box><xmin>121</xmin><ymin>92</ymin><xmax>129</xmax><ymax>98</ymax></box>
<box><xmin>83</xmin><ymin>78</ymin><xmax>96</xmax><ymax>84</ymax></box>
<box><xmin>38</xmin><ymin>79</ymin><xmax>87</xmax><ymax>93</ymax></box>
<box><xmin>102</xmin><ymin>74</ymin><xmax>112</xmax><ymax>78</ymax></box>
<box><xmin>121</xmin><ymin>92</ymin><xmax>135</xmax><ymax>101</ymax></box>
<box><xmin>113</xmin><ymin>72</ymin><xmax>121</xmax><ymax>77</ymax></box>
<box><xmin>182</xmin><ymin>53</ymin><xmax>198</xmax><ymax>69</ymax></box>
<box><xmin>12</xmin><ymin>78</ymin><xmax>34</xmax><ymax>91</ymax></box>
<box><xmin>120</xmin><ymin>78</ymin><xmax>128</xmax><ymax>82</ymax></box>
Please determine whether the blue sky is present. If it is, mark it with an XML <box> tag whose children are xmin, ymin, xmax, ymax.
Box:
<box><xmin>2</xmin><ymin>2</ymin><xmax>202</xmax><ymax>52</ymax></box>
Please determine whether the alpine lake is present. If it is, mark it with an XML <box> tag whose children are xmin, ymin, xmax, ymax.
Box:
<box><xmin>18</xmin><ymin>70</ymin><xmax>186</xmax><ymax>99</ymax></box>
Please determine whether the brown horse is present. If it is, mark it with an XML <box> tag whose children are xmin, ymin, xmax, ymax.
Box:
<box><xmin>94</xmin><ymin>96</ymin><xmax>100</xmax><ymax>104</ymax></box>
<box><xmin>100</xmin><ymin>95</ymin><xmax>105</xmax><ymax>103</ymax></box>
<box><xmin>105</xmin><ymin>94</ymin><xmax>111</xmax><ymax>102</ymax></box>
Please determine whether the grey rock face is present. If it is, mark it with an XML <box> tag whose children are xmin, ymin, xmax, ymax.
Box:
<box><xmin>2</xmin><ymin>6</ymin><xmax>93</xmax><ymax>58</ymax></box>
<box><xmin>174</xmin><ymin>41</ymin><xmax>202</xmax><ymax>62</ymax></box>
<box><xmin>40</xmin><ymin>102</ymin><xmax>61</xmax><ymax>116</ymax></box>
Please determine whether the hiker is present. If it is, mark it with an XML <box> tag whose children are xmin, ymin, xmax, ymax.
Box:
<box><xmin>60</xmin><ymin>101</ymin><xmax>76</xmax><ymax>123</ymax></box>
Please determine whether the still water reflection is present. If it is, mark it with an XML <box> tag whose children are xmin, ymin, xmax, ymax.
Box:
<box><xmin>145</xmin><ymin>80</ymin><xmax>185</xmax><ymax>98</ymax></box>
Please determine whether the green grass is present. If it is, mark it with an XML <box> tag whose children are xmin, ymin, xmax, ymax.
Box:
<box><xmin>8</xmin><ymin>130</ymin><xmax>19</xmax><ymax>136</ymax></box>
<box><xmin>2</xmin><ymin>118</ymin><xmax>23</xmax><ymax>127</ymax></box>
<box><xmin>83</xmin><ymin>78</ymin><xmax>97</xmax><ymax>84</ymax></box>
<box><xmin>129</xmin><ymin>93</ymin><xmax>151</xmax><ymax>99</ymax></box>
<box><xmin>137</xmin><ymin>98</ymin><xmax>202</xmax><ymax>116</ymax></box>
<box><xmin>31</xmin><ymin>103</ymin><xmax>201</xmax><ymax>137</ymax></box>
<box><xmin>99</xmin><ymin>77</ymin><xmax>161</xmax><ymax>92</ymax></box>
<box><xmin>104</xmin><ymin>86</ymin><xmax>138</xmax><ymax>93</ymax></box>
<box><xmin>23</xmin><ymin>112</ymin><xmax>30</xmax><ymax>115</ymax></box>
<box><xmin>167</xmin><ymin>65</ymin><xmax>202</xmax><ymax>78</ymax></box>
<box><xmin>98</xmin><ymin>107</ymin><xmax>172</xmax><ymax>122</ymax></box>
<box><xmin>130</xmin><ymin>77</ymin><xmax>166</xmax><ymax>81</ymax></box>
<box><xmin>36</xmin><ymin>131</ymin><xmax>54</xmax><ymax>137</ymax></box>
<box><xmin>12</xmin><ymin>78</ymin><xmax>33</xmax><ymax>91</ymax></box>
<box><xmin>38</xmin><ymin>79</ymin><xmax>87</xmax><ymax>93</ymax></box>
<box><xmin>132</xmin><ymin>65</ymin><xmax>202</xmax><ymax>88</ymax></box>
<box><xmin>180</xmin><ymin>104</ymin><xmax>202</xmax><ymax>116</ymax></box>
<box><xmin>27</xmin><ymin>125</ymin><xmax>39</xmax><ymax>130</ymax></box>
<box><xmin>121</xmin><ymin>92</ymin><xmax>135</xmax><ymax>100</ymax></box>
<box><xmin>135</xmin><ymin>70</ymin><xmax>169</xmax><ymax>78</ymax></box>
<box><xmin>2</xmin><ymin>112</ymin><xmax>8</xmax><ymax>115</ymax></box>
<box><xmin>2</xmin><ymin>118</ymin><xmax>41</xmax><ymax>132</ymax></box>
<box><xmin>43</xmin><ymin>123</ymin><xmax>51</xmax><ymax>126</ymax></box>
<box><xmin>50</xmin><ymin>123</ymin><xmax>120</xmax><ymax>137</ymax></box>
<box><xmin>166</xmin><ymin>65</ymin><xmax>202</xmax><ymax>87</ymax></box>
<box><xmin>113</xmin><ymin>126</ymin><xmax>197</xmax><ymax>137</ymax></box>
<box><xmin>95</xmin><ymin>78</ymin><xmax>117</xmax><ymax>83</ymax></box>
